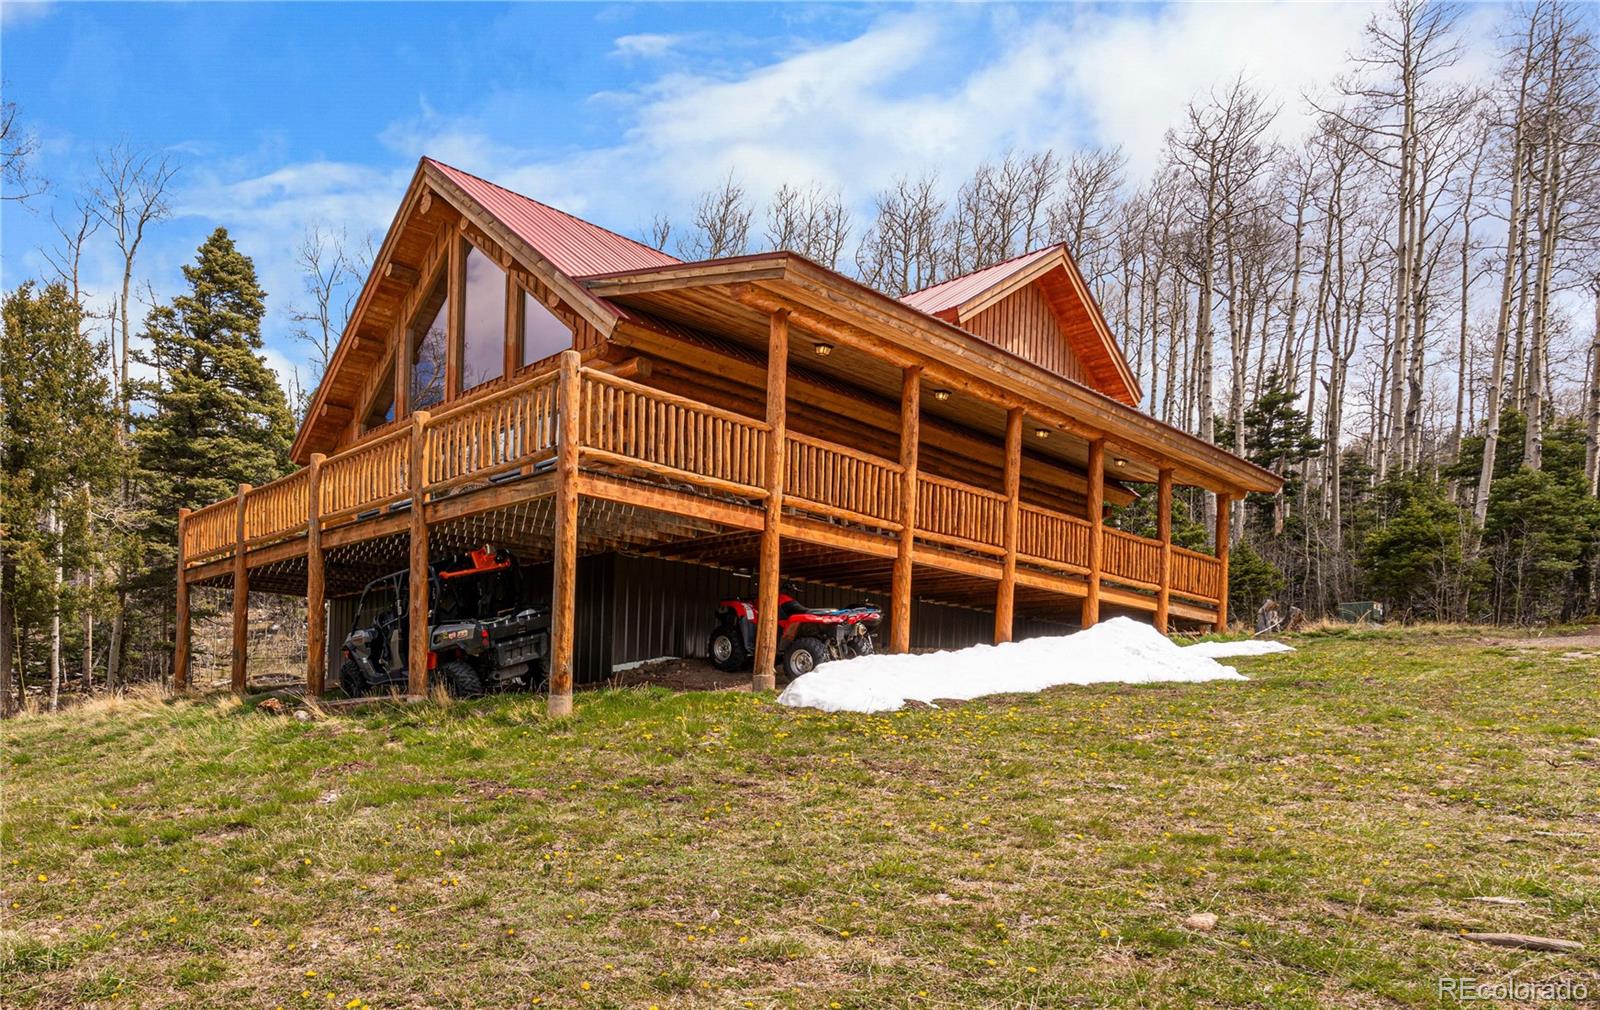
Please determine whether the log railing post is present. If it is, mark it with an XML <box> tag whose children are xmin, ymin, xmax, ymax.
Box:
<box><xmin>174</xmin><ymin>507</ymin><xmax>191</xmax><ymax>692</ymax></box>
<box><xmin>753</xmin><ymin>309</ymin><xmax>789</xmax><ymax>691</ymax></box>
<box><xmin>995</xmin><ymin>407</ymin><xmax>1022</xmax><ymax>643</ymax></box>
<box><xmin>406</xmin><ymin>412</ymin><xmax>431</xmax><ymax>699</ymax></box>
<box><xmin>231</xmin><ymin>485</ymin><xmax>251</xmax><ymax>695</ymax></box>
<box><xmin>1155</xmin><ymin>467</ymin><xmax>1173</xmax><ymax>635</ymax></box>
<box><xmin>1081</xmin><ymin>439</ymin><xmax>1105</xmax><ymax>628</ymax></box>
<box><xmin>548</xmin><ymin>349</ymin><xmax>582</xmax><ymax>716</ymax></box>
<box><xmin>305</xmin><ymin>453</ymin><xmax>327</xmax><ymax>697</ymax></box>
<box><xmin>1214</xmin><ymin>492</ymin><xmax>1232</xmax><ymax>633</ymax></box>
<box><xmin>890</xmin><ymin>366</ymin><xmax>921</xmax><ymax>653</ymax></box>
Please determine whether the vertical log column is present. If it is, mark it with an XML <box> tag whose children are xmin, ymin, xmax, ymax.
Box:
<box><xmin>1155</xmin><ymin>467</ymin><xmax>1174</xmax><ymax>634</ymax></box>
<box><xmin>995</xmin><ymin>408</ymin><xmax>1023</xmax><ymax>644</ymax></box>
<box><xmin>548</xmin><ymin>349</ymin><xmax>583</xmax><ymax>717</ymax></box>
<box><xmin>231</xmin><ymin>485</ymin><xmax>251</xmax><ymax>695</ymax></box>
<box><xmin>304</xmin><ymin>453</ymin><xmax>327</xmax><ymax>697</ymax></box>
<box><xmin>174</xmin><ymin>507</ymin><xmax>191</xmax><ymax>692</ymax></box>
<box><xmin>752</xmin><ymin>310</ymin><xmax>790</xmax><ymax>691</ymax></box>
<box><xmin>406</xmin><ymin>411</ymin><xmax>431</xmax><ymax>698</ymax></box>
<box><xmin>1081</xmin><ymin>439</ymin><xmax>1105</xmax><ymax>628</ymax></box>
<box><xmin>1214</xmin><ymin>492</ymin><xmax>1232</xmax><ymax>633</ymax></box>
<box><xmin>890</xmin><ymin>366</ymin><xmax>922</xmax><ymax>653</ymax></box>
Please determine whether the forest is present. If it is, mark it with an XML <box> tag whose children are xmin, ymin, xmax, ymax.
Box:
<box><xmin>2</xmin><ymin>0</ymin><xmax>1598</xmax><ymax>713</ymax></box>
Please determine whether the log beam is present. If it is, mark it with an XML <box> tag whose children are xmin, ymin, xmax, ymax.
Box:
<box><xmin>230</xmin><ymin>485</ymin><xmax>251</xmax><ymax>695</ymax></box>
<box><xmin>548</xmin><ymin>349</ymin><xmax>582</xmax><ymax>716</ymax></box>
<box><xmin>1081</xmin><ymin>439</ymin><xmax>1105</xmax><ymax>628</ymax></box>
<box><xmin>753</xmin><ymin>309</ymin><xmax>790</xmax><ymax>691</ymax></box>
<box><xmin>1155</xmin><ymin>467</ymin><xmax>1173</xmax><ymax>635</ymax></box>
<box><xmin>174</xmin><ymin>507</ymin><xmax>191</xmax><ymax>692</ymax></box>
<box><xmin>890</xmin><ymin>366</ymin><xmax>921</xmax><ymax>653</ymax></box>
<box><xmin>995</xmin><ymin>407</ymin><xmax>1022</xmax><ymax>643</ymax></box>
<box><xmin>406</xmin><ymin>412</ymin><xmax>431</xmax><ymax>698</ymax></box>
<box><xmin>305</xmin><ymin>453</ymin><xmax>327</xmax><ymax>696</ymax></box>
<box><xmin>1214</xmin><ymin>492</ymin><xmax>1231</xmax><ymax>633</ymax></box>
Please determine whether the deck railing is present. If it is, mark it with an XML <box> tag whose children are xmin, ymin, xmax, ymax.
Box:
<box><xmin>1171</xmin><ymin>545</ymin><xmax>1222</xmax><ymax>602</ymax></box>
<box><xmin>580</xmin><ymin>369</ymin><xmax>768</xmax><ymax>495</ymax></box>
<box><xmin>184</xmin><ymin>499</ymin><xmax>236</xmax><ymax>562</ymax></box>
<box><xmin>785</xmin><ymin>433</ymin><xmax>902</xmax><ymax>528</ymax></box>
<box><xmin>183</xmin><ymin>362</ymin><xmax>1223</xmax><ymax>609</ymax></box>
<box><xmin>917</xmin><ymin>473</ymin><xmax>1006</xmax><ymax>554</ymax></box>
<box><xmin>320</xmin><ymin>426</ymin><xmax>411</xmax><ymax>524</ymax></box>
<box><xmin>426</xmin><ymin>372</ymin><xmax>559</xmax><ymax>492</ymax></box>
<box><xmin>243</xmin><ymin>469</ymin><xmax>309</xmax><ymax>546</ymax></box>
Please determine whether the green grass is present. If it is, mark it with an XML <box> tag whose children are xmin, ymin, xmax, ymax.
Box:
<box><xmin>3</xmin><ymin>629</ymin><xmax>1597</xmax><ymax>1009</ymax></box>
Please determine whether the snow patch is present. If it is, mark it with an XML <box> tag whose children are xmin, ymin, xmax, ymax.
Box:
<box><xmin>776</xmin><ymin>616</ymin><xmax>1265</xmax><ymax>714</ymax></box>
<box><xmin>1183</xmin><ymin>639</ymin><xmax>1296</xmax><ymax>659</ymax></box>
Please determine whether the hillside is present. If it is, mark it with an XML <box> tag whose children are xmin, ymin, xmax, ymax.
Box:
<box><xmin>3</xmin><ymin>629</ymin><xmax>1597</xmax><ymax>1008</ymax></box>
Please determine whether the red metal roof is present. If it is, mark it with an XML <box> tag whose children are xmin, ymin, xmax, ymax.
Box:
<box><xmin>900</xmin><ymin>245</ymin><xmax>1062</xmax><ymax>317</ymax></box>
<box><xmin>426</xmin><ymin>158</ymin><xmax>680</xmax><ymax>279</ymax></box>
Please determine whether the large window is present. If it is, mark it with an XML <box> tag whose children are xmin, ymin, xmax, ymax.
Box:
<box><xmin>522</xmin><ymin>289</ymin><xmax>573</xmax><ymax>367</ymax></box>
<box><xmin>462</xmin><ymin>245</ymin><xmax>506</xmax><ymax>389</ymax></box>
<box><xmin>410</xmin><ymin>278</ymin><xmax>448</xmax><ymax>411</ymax></box>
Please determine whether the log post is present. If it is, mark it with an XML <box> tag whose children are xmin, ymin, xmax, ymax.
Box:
<box><xmin>1155</xmin><ymin>467</ymin><xmax>1174</xmax><ymax>635</ymax></box>
<box><xmin>231</xmin><ymin>485</ymin><xmax>251</xmax><ymax>695</ymax></box>
<box><xmin>753</xmin><ymin>309</ymin><xmax>790</xmax><ymax>691</ymax></box>
<box><xmin>445</xmin><ymin>234</ymin><xmax>464</xmax><ymax>399</ymax></box>
<box><xmin>174</xmin><ymin>507</ymin><xmax>191</xmax><ymax>692</ymax></box>
<box><xmin>995</xmin><ymin>407</ymin><xmax>1023</xmax><ymax>643</ymax></box>
<box><xmin>305</xmin><ymin>453</ymin><xmax>327</xmax><ymax>697</ymax></box>
<box><xmin>1081</xmin><ymin>439</ymin><xmax>1105</xmax><ymax>628</ymax></box>
<box><xmin>1214</xmin><ymin>492</ymin><xmax>1232</xmax><ymax>633</ymax></box>
<box><xmin>406</xmin><ymin>412</ymin><xmax>431</xmax><ymax>698</ymax></box>
<box><xmin>890</xmin><ymin>366</ymin><xmax>921</xmax><ymax>653</ymax></box>
<box><xmin>549</xmin><ymin>349</ymin><xmax>582</xmax><ymax>716</ymax></box>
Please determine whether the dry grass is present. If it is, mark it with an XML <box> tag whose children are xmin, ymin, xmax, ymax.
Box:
<box><xmin>3</xmin><ymin>628</ymin><xmax>1597</xmax><ymax>1008</ymax></box>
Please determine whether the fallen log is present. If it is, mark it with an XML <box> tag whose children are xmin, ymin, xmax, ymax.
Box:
<box><xmin>1460</xmin><ymin>932</ymin><xmax>1583</xmax><ymax>953</ymax></box>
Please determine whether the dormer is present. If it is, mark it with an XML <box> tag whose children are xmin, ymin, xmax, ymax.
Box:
<box><xmin>902</xmin><ymin>245</ymin><xmax>1141</xmax><ymax>406</ymax></box>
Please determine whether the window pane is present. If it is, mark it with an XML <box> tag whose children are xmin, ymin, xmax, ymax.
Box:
<box><xmin>462</xmin><ymin>245</ymin><xmax>506</xmax><ymax>389</ymax></box>
<box><xmin>364</xmin><ymin>368</ymin><xmax>395</xmax><ymax>431</ymax></box>
<box><xmin>411</xmin><ymin>293</ymin><xmax>448</xmax><ymax>410</ymax></box>
<box><xmin>522</xmin><ymin>290</ymin><xmax>573</xmax><ymax>367</ymax></box>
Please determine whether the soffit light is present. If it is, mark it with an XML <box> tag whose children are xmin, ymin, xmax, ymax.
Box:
<box><xmin>813</xmin><ymin>342</ymin><xmax>834</xmax><ymax>357</ymax></box>
<box><xmin>932</xmin><ymin>388</ymin><xmax>951</xmax><ymax>401</ymax></box>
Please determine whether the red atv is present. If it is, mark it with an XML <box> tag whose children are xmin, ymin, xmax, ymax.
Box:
<box><xmin>708</xmin><ymin>583</ymin><xmax>881</xmax><ymax>678</ymax></box>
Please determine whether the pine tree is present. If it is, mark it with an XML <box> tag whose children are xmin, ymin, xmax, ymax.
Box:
<box><xmin>1</xmin><ymin>282</ymin><xmax>120</xmax><ymax>711</ymax></box>
<box><xmin>134</xmin><ymin>228</ymin><xmax>294</xmax><ymax>585</ymax></box>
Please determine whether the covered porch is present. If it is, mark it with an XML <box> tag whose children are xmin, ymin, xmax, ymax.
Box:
<box><xmin>176</xmin><ymin>338</ymin><xmax>1236</xmax><ymax>713</ymax></box>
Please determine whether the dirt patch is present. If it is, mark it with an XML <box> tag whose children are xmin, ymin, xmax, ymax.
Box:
<box><xmin>610</xmin><ymin>657</ymin><xmax>755</xmax><ymax>692</ymax></box>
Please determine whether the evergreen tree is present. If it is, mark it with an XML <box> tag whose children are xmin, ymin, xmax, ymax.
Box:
<box><xmin>1</xmin><ymin>282</ymin><xmax>120</xmax><ymax>709</ymax></box>
<box><xmin>134</xmin><ymin>228</ymin><xmax>294</xmax><ymax>585</ymax></box>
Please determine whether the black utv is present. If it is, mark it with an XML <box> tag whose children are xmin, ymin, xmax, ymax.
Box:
<box><xmin>339</xmin><ymin>546</ymin><xmax>550</xmax><ymax>698</ymax></box>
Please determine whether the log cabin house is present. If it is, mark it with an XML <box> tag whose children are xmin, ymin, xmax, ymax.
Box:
<box><xmin>173</xmin><ymin>157</ymin><xmax>1281</xmax><ymax>713</ymax></box>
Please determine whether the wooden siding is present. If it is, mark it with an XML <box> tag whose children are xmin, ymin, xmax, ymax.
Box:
<box><xmin>962</xmin><ymin>281</ymin><xmax>1090</xmax><ymax>386</ymax></box>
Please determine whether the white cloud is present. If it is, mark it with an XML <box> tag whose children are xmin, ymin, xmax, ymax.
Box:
<box><xmin>0</xmin><ymin>0</ymin><xmax>54</xmax><ymax>27</ymax></box>
<box><xmin>163</xmin><ymin>3</ymin><xmax>1502</xmax><ymax>378</ymax></box>
<box><xmin>610</xmin><ymin>32</ymin><xmax>688</xmax><ymax>59</ymax></box>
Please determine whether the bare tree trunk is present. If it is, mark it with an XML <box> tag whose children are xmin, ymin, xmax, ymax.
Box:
<box><xmin>1474</xmin><ymin>16</ymin><xmax>1535</xmax><ymax>526</ymax></box>
<box><xmin>1586</xmin><ymin>277</ymin><xmax>1600</xmax><ymax>495</ymax></box>
<box><xmin>48</xmin><ymin>509</ymin><xmax>61</xmax><ymax>713</ymax></box>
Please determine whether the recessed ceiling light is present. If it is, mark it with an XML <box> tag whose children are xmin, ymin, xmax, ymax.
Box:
<box><xmin>1114</xmin><ymin>457</ymin><xmax>1127</xmax><ymax>468</ymax></box>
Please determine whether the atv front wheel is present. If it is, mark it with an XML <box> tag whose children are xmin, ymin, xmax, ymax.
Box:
<box><xmin>339</xmin><ymin>659</ymin><xmax>367</xmax><ymax>698</ymax></box>
<box><xmin>436</xmin><ymin>660</ymin><xmax>485</xmax><ymax>698</ymax></box>
<box><xmin>708</xmin><ymin>627</ymin><xmax>748</xmax><ymax>671</ymax></box>
<box><xmin>783</xmin><ymin>638</ymin><xmax>827</xmax><ymax>678</ymax></box>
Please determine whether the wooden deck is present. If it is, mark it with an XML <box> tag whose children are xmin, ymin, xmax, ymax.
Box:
<box><xmin>175</xmin><ymin>352</ymin><xmax>1226</xmax><ymax>706</ymax></box>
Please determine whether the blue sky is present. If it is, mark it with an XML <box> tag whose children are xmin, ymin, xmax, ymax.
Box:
<box><xmin>1</xmin><ymin>1</ymin><xmax>1492</xmax><ymax>390</ymax></box>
